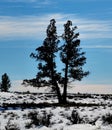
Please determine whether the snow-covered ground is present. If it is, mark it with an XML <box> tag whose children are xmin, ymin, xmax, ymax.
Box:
<box><xmin>0</xmin><ymin>91</ymin><xmax>112</xmax><ymax>130</ymax></box>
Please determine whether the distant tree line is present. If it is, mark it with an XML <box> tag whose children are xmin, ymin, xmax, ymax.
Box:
<box><xmin>0</xmin><ymin>73</ymin><xmax>11</xmax><ymax>92</ymax></box>
<box><xmin>23</xmin><ymin>19</ymin><xmax>89</xmax><ymax>104</ymax></box>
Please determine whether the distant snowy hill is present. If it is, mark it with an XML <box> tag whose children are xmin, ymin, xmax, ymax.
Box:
<box><xmin>10</xmin><ymin>80</ymin><xmax>112</xmax><ymax>94</ymax></box>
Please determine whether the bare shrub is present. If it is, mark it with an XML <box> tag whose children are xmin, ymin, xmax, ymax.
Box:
<box><xmin>25</xmin><ymin>110</ymin><xmax>52</xmax><ymax>128</ymax></box>
<box><xmin>102</xmin><ymin>113</ymin><xmax>112</xmax><ymax>125</ymax></box>
<box><xmin>70</xmin><ymin>110</ymin><xmax>82</xmax><ymax>124</ymax></box>
<box><xmin>5</xmin><ymin>120</ymin><xmax>20</xmax><ymax>130</ymax></box>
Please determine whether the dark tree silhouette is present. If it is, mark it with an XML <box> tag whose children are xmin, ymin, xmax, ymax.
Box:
<box><xmin>23</xmin><ymin>19</ymin><xmax>63</xmax><ymax>103</ymax></box>
<box><xmin>0</xmin><ymin>73</ymin><xmax>11</xmax><ymax>92</ymax></box>
<box><xmin>60</xmin><ymin>20</ymin><xmax>89</xmax><ymax>103</ymax></box>
<box><xmin>23</xmin><ymin>19</ymin><xmax>89</xmax><ymax>104</ymax></box>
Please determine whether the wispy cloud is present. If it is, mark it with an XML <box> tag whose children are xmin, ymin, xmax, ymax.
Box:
<box><xmin>0</xmin><ymin>14</ymin><xmax>65</xmax><ymax>40</ymax></box>
<box><xmin>73</xmin><ymin>18</ymin><xmax>112</xmax><ymax>39</ymax></box>
<box><xmin>4</xmin><ymin>0</ymin><xmax>51</xmax><ymax>4</ymax></box>
<box><xmin>1</xmin><ymin>0</ymin><xmax>54</xmax><ymax>9</ymax></box>
<box><xmin>0</xmin><ymin>16</ymin><xmax>45</xmax><ymax>40</ymax></box>
<box><xmin>82</xmin><ymin>45</ymin><xmax>112</xmax><ymax>49</ymax></box>
<box><xmin>0</xmin><ymin>13</ymin><xmax>112</xmax><ymax>41</ymax></box>
<box><xmin>4</xmin><ymin>0</ymin><xmax>38</xmax><ymax>2</ymax></box>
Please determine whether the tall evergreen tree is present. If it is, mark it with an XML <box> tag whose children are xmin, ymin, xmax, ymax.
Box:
<box><xmin>60</xmin><ymin>20</ymin><xmax>89</xmax><ymax>103</ymax></box>
<box><xmin>23</xmin><ymin>19</ymin><xmax>89</xmax><ymax>104</ymax></box>
<box><xmin>23</xmin><ymin>19</ymin><xmax>63</xmax><ymax>103</ymax></box>
<box><xmin>0</xmin><ymin>73</ymin><xmax>11</xmax><ymax>92</ymax></box>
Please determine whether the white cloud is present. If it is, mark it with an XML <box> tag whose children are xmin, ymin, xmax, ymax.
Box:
<box><xmin>0</xmin><ymin>16</ymin><xmax>46</xmax><ymax>40</ymax></box>
<box><xmin>0</xmin><ymin>14</ymin><xmax>65</xmax><ymax>40</ymax></box>
<box><xmin>5</xmin><ymin>0</ymin><xmax>51</xmax><ymax>3</ymax></box>
<box><xmin>0</xmin><ymin>13</ymin><xmax>112</xmax><ymax>41</ymax></box>
<box><xmin>82</xmin><ymin>45</ymin><xmax>112</xmax><ymax>49</ymax></box>
<box><xmin>5</xmin><ymin>0</ymin><xmax>38</xmax><ymax>2</ymax></box>
<box><xmin>1</xmin><ymin>0</ymin><xmax>55</xmax><ymax>9</ymax></box>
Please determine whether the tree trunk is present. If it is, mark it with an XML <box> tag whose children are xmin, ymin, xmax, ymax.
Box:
<box><xmin>63</xmin><ymin>61</ymin><xmax>68</xmax><ymax>103</ymax></box>
<box><xmin>51</xmin><ymin>55</ymin><xmax>63</xmax><ymax>104</ymax></box>
<box><xmin>54</xmin><ymin>80</ymin><xmax>63</xmax><ymax>103</ymax></box>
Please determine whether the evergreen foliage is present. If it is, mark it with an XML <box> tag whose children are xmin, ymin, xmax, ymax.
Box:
<box><xmin>23</xmin><ymin>19</ymin><xmax>89</xmax><ymax>103</ymax></box>
<box><xmin>0</xmin><ymin>73</ymin><xmax>11</xmax><ymax>92</ymax></box>
<box><xmin>61</xmin><ymin>20</ymin><xmax>89</xmax><ymax>103</ymax></box>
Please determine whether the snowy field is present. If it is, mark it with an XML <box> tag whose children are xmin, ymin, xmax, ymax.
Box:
<box><xmin>0</xmin><ymin>91</ymin><xmax>112</xmax><ymax>130</ymax></box>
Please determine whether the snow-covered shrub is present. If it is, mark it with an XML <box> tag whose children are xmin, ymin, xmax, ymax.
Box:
<box><xmin>102</xmin><ymin>113</ymin><xmax>112</xmax><ymax>125</ymax></box>
<box><xmin>71</xmin><ymin>110</ymin><xmax>82</xmax><ymax>124</ymax></box>
<box><xmin>4</xmin><ymin>112</ymin><xmax>19</xmax><ymax>119</ymax></box>
<box><xmin>27</xmin><ymin>111</ymin><xmax>39</xmax><ymax>127</ymax></box>
<box><xmin>25</xmin><ymin>121</ymin><xmax>33</xmax><ymax>129</ymax></box>
<box><xmin>25</xmin><ymin>110</ymin><xmax>52</xmax><ymax>128</ymax></box>
<box><xmin>5</xmin><ymin>120</ymin><xmax>20</xmax><ymax>130</ymax></box>
<box><xmin>85</xmin><ymin>117</ymin><xmax>99</xmax><ymax>125</ymax></box>
<box><xmin>41</xmin><ymin>110</ymin><xmax>52</xmax><ymax>127</ymax></box>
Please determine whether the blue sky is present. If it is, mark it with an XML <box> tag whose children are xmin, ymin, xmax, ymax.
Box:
<box><xmin>0</xmin><ymin>0</ymin><xmax>112</xmax><ymax>89</ymax></box>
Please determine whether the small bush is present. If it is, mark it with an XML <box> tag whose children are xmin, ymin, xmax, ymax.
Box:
<box><xmin>25</xmin><ymin>121</ymin><xmax>32</xmax><ymax>129</ymax></box>
<box><xmin>5</xmin><ymin>120</ymin><xmax>20</xmax><ymax>130</ymax></box>
<box><xmin>102</xmin><ymin>113</ymin><xmax>112</xmax><ymax>125</ymax></box>
<box><xmin>27</xmin><ymin>111</ymin><xmax>39</xmax><ymax>126</ymax></box>
<box><xmin>25</xmin><ymin>110</ymin><xmax>52</xmax><ymax>128</ymax></box>
<box><xmin>71</xmin><ymin>110</ymin><xmax>82</xmax><ymax>124</ymax></box>
<box><xmin>41</xmin><ymin>111</ymin><xmax>52</xmax><ymax>127</ymax></box>
<box><xmin>5</xmin><ymin>112</ymin><xmax>19</xmax><ymax>119</ymax></box>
